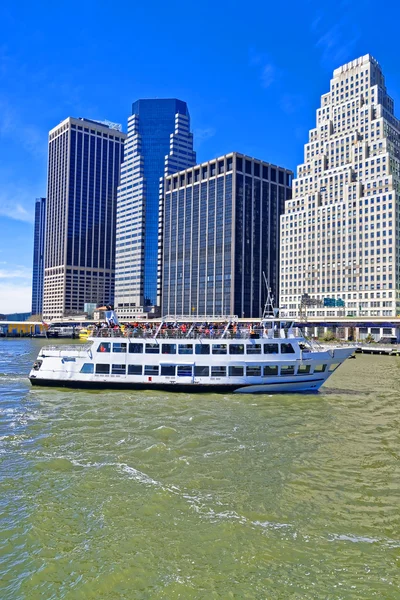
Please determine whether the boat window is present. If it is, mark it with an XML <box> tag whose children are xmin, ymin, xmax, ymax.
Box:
<box><xmin>177</xmin><ymin>365</ymin><xmax>193</xmax><ymax>377</ymax></box>
<box><xmin>113</xmin><ymin>343</ymin><xmax>127</xmax><ymax>353</ymax></box>
<box><xmin>281</xmin><ymin>365</ymin><xmax>295</xmax><ymax>376</ymax></box>
<box><xmin>112</xmin><ymin>364</ymin><xmax>126</xmax><ymax>375</ymax></box>
<box><xmin>162</xmin><ymin>344</ymin><xmax>176</xmax><ymax>354</ymax></box>
<box><xmin>281</xmin><ymin>343</ymin><xmax>295</xmax><ymax>354</ymax></box>
<box><xmin>229</xmin><ymin>344</ymin><xmax>244</xmax><ymax>355</ymax></box>
<box><xmin>80</xmin><ymin>363</ymin><xmax>94</xmax><ymax>374</ymax></box>
<box><xmin>264</xmin><ymin>343</ymin><xmax>279</xmax><ymax>354</ymax></box>
<box><xmin>129</xmin><ymin>343</ymin><xmax>143</xmax><ymax>354</ymax></box>
<box><xmin>229</xmin><ymin>366</ymin><xmax>244</xmax><ymax>376</ymax></box>
<box><xmin>179</xmin><ymin>344</ymin><xmax>193</xmax><ymax>354</ymax></box>
<box><xmin>145</xmin><ymin>343</ymin><xmax>159</xmax><ymax>354</ymax></box>
<box><xmin>211</xmin><ymin>366</ymin><xmax>226</xmax><ymax>377</ymax></box>
<box><xmin>264</xmin><ymin>365</ymin><xmax>278</xmax><ymax>376</ymax></box>
<box><xmin>128</xmin><ymin>365</ymin><xmax>142</xmax><ymax>375</ymax></box>
<box><xmin>328</xmin><ymin>363</ymin><xmax>340</xmax><ymax>372</ymax></box>
<box><xmin>97</xmin><ymin>342</ymin><xmax>111</xmax><ymax>353</ymax></box>
<box><xmin>212</xmin><ymin>344</ymin><xmax>227</xmax><ymax>355</ymax></box>
<box><xmin>144</xmin><ymin>365</ymin><xmax>159</xmax><ymax>376</ymax></box>
<box><xmin>194</xmin><ymin>366</ymin><xmax>209</xmax><ymax>376</ymax></box>
<box><xmin>161</xmin><ymin>365</ymin><xmax>175</xmax><ymax>376</ymax></box>
<box><xmin>195</xmin><ymin>344</ymin><xmax>210</xmax><ymax>354</ymax></box>
<box><xmin>95</xmin><ymin>364</ymin><xmax>110</xmax><ymax>374</ymax></box>
<box><xmin>314</xmin><ymin>364</ymin><xmax>327</xmax><ymax>373</ymax></box>
<box><xmin>246</xmin><ymin>366</ymin><xmax>261</xmax><ymax>376</ymax></box>
<box><xmin>246</xmin><ymin>344</ymin><xmax>262</xmax><ymax>355</ymax></box>
<box><xmin>298</xmin><ymin>364</ymin><xmax>311</xmax><ymax>375</ymax></box>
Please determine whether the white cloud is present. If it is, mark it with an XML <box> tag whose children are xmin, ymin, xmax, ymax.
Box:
<box><xmin>0</xmin><ymin>266</ymin><xmax>32</xmax><ymax>279</ymax></box>
<box><xmin>0</xmin><ymin>201</ymin><xmax>34</xmax><ymax>223</ymax></box>
<box><xmin>0</xmin><ymin>184</ymin><xmax>37</xmax><ymax>223</ymax></box>
<box><xmin>311</xmin><ymin>6</ymin><xmax>361</xmax><ymax>69</ymax></box>
<box><xmin>0</xmin><ymin>282</ymin><xmax>32</xmax><ymax>314</ymax></box>
<box><xmin>249</xmin><ymin>48</ymin><xmax>280</xmax><ymax>89</ymax></box>
<box><xmin>194</xmin><ymin>127</ymin><xmax>216</xmax><ymax>145</ymax></box>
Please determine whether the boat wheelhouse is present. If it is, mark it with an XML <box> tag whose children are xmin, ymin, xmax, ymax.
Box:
<box><xmin>29</xmin><ymin>317</ymin><xmax>354</xmax><ymax>393</ymax></box>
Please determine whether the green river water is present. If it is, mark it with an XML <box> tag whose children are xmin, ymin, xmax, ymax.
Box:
<box><xmin>0</xmin><ymin>338</ymin><xmax>399</xmax><ymax>599</ymax></box>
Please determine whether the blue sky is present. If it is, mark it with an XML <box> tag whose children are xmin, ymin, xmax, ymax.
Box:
<box><xmin>0</xmin><ymin>0</ymin><xmax>399</xmax><ymax>313</ymax></box>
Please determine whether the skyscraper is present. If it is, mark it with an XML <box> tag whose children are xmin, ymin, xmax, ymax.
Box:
<box><xmin>280</xmin><ymin>55</ymin><xmax>400</xmax><ymax>318</ymax></box>
<box><xmin>42</xmin><ymin>117</ymin><xmax>126</xmax><ymax>321</ymax></box>
<box><xmin>115</xmin><ymin>99</ymin><xmax>196</xmax><ymax>319</ymax></box>
<box><xmin>162</xmin><ymin>153</ymin><xmax>292</xmax><ymax>318</ymax></box>
<box><xmin>31</xmin><ymin>197</ymin><xmax>46</xmax><ymax>315</ymax></box>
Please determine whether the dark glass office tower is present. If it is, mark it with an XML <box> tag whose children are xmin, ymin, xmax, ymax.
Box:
<box><xmin>31</xmin><ymin>197</ymin><xmax>46</xmax><ymax>315</ymax></box>
<box><xmin>43</xmin><ymin>117</ymin><xmax>126</xmax><ymax>320</ymax></box>
<box><xmin>115</xmin><ymin>99</ymin><xmax>196</xmax><ymax>319</ymax></box>
<box><xmin>161</xmin><ymin>153</ymin><xmax>292</xmax><ymax>318</ymax></box>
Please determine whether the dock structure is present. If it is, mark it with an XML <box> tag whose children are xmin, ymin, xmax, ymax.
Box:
<box><xmin>356</xmin><ymin>345</ymin><xmax>400</xmax><ymax>356</ymax></box>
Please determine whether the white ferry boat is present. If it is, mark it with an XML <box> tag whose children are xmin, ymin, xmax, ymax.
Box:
<box><xmin>29</xmin><ymin>316</ymin><xmax>354</xmax><ymax>393</ymax></box>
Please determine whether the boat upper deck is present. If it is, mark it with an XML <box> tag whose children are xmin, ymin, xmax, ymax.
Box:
<box><xmin>90</xmin><ymin>323</ymin><xmax>301</xmax><ymax>341</ymax></box>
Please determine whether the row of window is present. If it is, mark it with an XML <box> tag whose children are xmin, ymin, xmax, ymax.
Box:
<box><xmin>97</xmin><ymin>342</ymin><xmax>295</xmax><ymax>355</ymax></box>
<box><xmin>81</xmin><ymin>363</ymin><xmax>334</xmax><ymax>377</ymax></box>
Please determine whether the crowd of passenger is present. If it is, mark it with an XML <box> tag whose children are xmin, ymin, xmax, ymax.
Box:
<box><xmin>87</xmin><ymin>320</ymin><xmax>269</xmax><ymax>340</ymax></box>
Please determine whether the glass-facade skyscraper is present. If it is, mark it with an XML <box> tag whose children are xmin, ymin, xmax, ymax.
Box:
<box><xmin>280</xmin><ymin>54</ymin><xmax>400</xmax><ymax>318</ymax></box>
<box><xmin>42</xmin><ymin>117</ymin><xmax>126</xmax><ymax>320</ymax></box>
<box><xmin>31</xmin><ymin>197</ymin><xmax>46</xmax><ymax>315</ymax></box>
<box><xmin>161</xmin><ymin>153</ymin><xmax>292</xmax><ymax>318</ymax></box>
<box><xmin>115</xmin><ymin>99</ymin><xmax>196</xmax><ymax>319</ymax></box>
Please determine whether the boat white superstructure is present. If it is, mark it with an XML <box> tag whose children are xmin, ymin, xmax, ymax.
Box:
<box><xmin>29</xmin><ymin>317</ymin><xmax>354</xmax><ymax>393</ymax></box>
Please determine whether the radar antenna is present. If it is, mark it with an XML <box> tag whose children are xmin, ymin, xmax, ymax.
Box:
<box><xmin>262</xmin><ymin>273</ymin><xmax>279</xmax><ymax>319</ymax></box>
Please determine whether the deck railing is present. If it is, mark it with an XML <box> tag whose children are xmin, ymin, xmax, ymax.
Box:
<box><xmin>91</xmin><ymin>327</ymin><xmax>297</xmax><ymax>340</ymax></box>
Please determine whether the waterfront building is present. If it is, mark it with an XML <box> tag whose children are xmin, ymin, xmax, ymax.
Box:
<box><xmin>115</xmin><ymin>99</ymin><xmax>196</xmax><ymax>320</ymax></box>
<box><xmin>280</xmin><ymin>54</ymin><xmax>400</xmax><ymax>318</ymax></box>
<box><xmin>42</xmin><ymin>118</ymin><xmax>126</xmax><ymax>321</ymax></box>
<box><xmin>31</xmin><ymin>197</ymin><xmax>46</xmax><ymax>315</ymax></box>
<box><xmin>161</xmin><ymin>153</ymin><xmax>292</xmax><ymax>318</ymax></box>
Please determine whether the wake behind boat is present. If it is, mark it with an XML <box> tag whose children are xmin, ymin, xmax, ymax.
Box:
<box><xmin>29</xmin><ymin>316</ymin><xmax>354</xmax><ymax>393</ymax></box>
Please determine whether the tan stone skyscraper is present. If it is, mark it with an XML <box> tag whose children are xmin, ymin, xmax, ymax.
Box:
<box><xmin>280</xmin><ymin>55</ymin><xmax>400</xmax><ymax>318</ymax></box>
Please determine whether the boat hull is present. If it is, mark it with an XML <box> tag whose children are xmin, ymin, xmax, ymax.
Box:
<box><xmin>29</xmin><ymin>376</ymin><xmax>326</xmax><ymax>393</ymax></box>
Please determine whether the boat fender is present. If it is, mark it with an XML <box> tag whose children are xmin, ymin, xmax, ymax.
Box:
<box><xmin>329</xmin><ymin>349</ymin><xmax>335</xmax><ymax>358</ymax></box>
